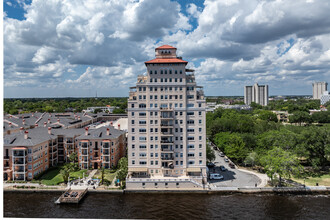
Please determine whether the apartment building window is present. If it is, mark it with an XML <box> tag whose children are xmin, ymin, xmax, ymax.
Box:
<box><xmin>187</xmin><ymin>128</ymin><xmax>194</xmax><ymax>132</ymax></box>
<box><xmin>199</xmin><ymin>136</ymin><xmax>202</xmax><ymax>140</ymax></box>
<box><xmin>139</xmin><ymin>87</ymin><xmax>142</xmax><ymax>91</ymax></box>
<box><xmin>131</xmin><ymin>120</ymin><xmax>135</xmax><ymax>125</ymax></box>
<box><xmin>150</xmin><ymin>70</ymin><xmax>152</xmax><ymax>74</ymax></box>
<box><xmin>139</xmin><ymin>112</ymin><xmax>146</xmax><ymax>116</ymax></box>
<box><xmin>151</xmin><ymin>161</ymin><xmax>154</xmax><ymax>165</ymax></box>
<box><xmin>180</xmin><ymin>78</ymin><xmax>183</xmax><ymax>82</ymax></box>
<box><xmin>132</xmin><ymin>112</ymin><xmax>135</xmax><ymax>116</ymax></box>
<box><xmin>199</xmin><ymin>120</ymin><xmax>202</xmax><ymax>124</ymax></box>
<box><xmin>187</xmin><ymin>120</ymin><xmax>194</xmax><ymax>124</ymax></box>
<box><xmin>139</xmin><ymin>145</ymin><xmax>147</xmax><ymax>149</ymax></box>
<box><xmin>150</xmin><ymin>144</ymin><xmax>153</xmax><ymax>149</ymax></box>
<box><xmin>132</xmin><ymin>128</ymin><xmax>135</xmax><ymax>132</ymax></box>
<box><xmin>199</xmin><ymin>128</ymin><xmax>202</xmax><ymax>132</ymax></box>
<box><xmin>139</xmin><ymin>153</ymin><xmax>147</xmax><ymax>157</ymax></box>
<box><xmin>180</xmin><ymin>120</ymin><xmax>183</xmax><ymax>124</ymax></box>
<box><xmin>199</xmin><ymin>152</ymin><xmax>202</xmax><ymax>157</ymax></box>
<box><xmin>175</xmin><ymin>70</ymin><xmax>177</xmax><ymax>74</ymax></box>
<box><xmin>150</xmin><ymin>87</ymin><xmax>153</xmax><ymax>91</ymax></box>
<box><xmin>150</xmin><ymin>136</ymin><xmax>153</xmax><ymax>141</ymax></box>
<box><xmin>139</xmin><ymin>137</ymin><xmax>147</xmax><ymax>141</ymax></box>
<box><xmin>155</xmin><ymin>161</ymin><xmax>158</xmax><ymax>165</ymax></box>
<box><xmin>132</xmin><ymin>144</ymin><xmax>135</xmax><ymax>149</ymax></box>
<box><xmin>150</xmin><ymin>78</ymin><xmax>152</xmax><ymax>82</ymax></box>
<box><xmin>132</xmin><ymin>152</ymin><xmax>135</xmax><ymax>157</ymax></box>
<box><xmin>199</xmin><ymin>160</ymin><xmax>203</xmax><ymax>165</ymax></box>
<box><xmin>187</xmin><ymin>112</ymin><xmax>194</xmax><ymax>116</ymax></box>
<box><xmin>180</xmin><ymin>70</ymin><xmax>182</xmax><ymax>74</ymax></box>
<box><xmin>140</xmin><ymin>161</ymin><xmax>147</xmax><ymax>165</ymax></box>
<box><xmin>139</xmin><ymin>128</ymin><xmax>146</xmax><ymax>133</ymax></box>
<box><xmin>161</xmin><ymin>78</ymin><xmax>163</xmax><ymax>83</ymax></box>
<box><xmin>180</xmin><ymin>103</ymin><xmax>183</xmax><ymax>107</ymax></box>
<box><xmin>132</xmin><ymin>136</ymin><xmax>135</xmax><ymax>141</ymax></box>
<box><xmin>175</xmin><ymin>78</ymin><xmax>177</xmax><ymax>82</ymax></box>
<box><xmin>161</xmin><ymin>95</ymin><xmax>163</xmax><ymax>99</ymax></box>
<box><xmin>188</xmin><ymin>145</ymin><xmax>194</xmax><ymax>149</ymax></box>
<box><xmin>150</xmin><ymin>104</ymin><xmax>153</xmax><ymax>108</ymax></box>
<box><xmin>28</xmin><ymin>149</ymin><xmax>32</xmax><ymax>154</ymax></box>
<box><xmin>199</xmin><ymin>144</ymin><xmax>202</xmax><ymax>149</ymax></box>
<box><xmin>132</xmin><ymin>160</ymin><xmax>135</xmax><ymax>165</ymax></box>
<box><xmin>180</xmin><ymin>153</ymin><xmax>183</xmax><ymax>158</ymax></box>
<box><xmin>189</xmin><ymin>161</ymin><xmax>195</xmax><ymax>165</ymax></box>
<box><xmin>139</xmin><ymin>95</ymin><xmax>142</xmax><ymax>100</ymax></box>
<box><xmin>169</xmin><ymin>70</ymin><xmax>172</xmax><ymax>74</ymax></box>
<box><xmin>155</xmin><ymin>70</ymin><xmax>157</xmax><ymax>74</ymax></box>
<box><xmin>188</xmin><ymin>136</ymin><xmax>194</xmax><ymax>140</ymax></box>
<box><xmin>180</xmin><ymin>161</ymin><xmax>183</xmax><ymax>165</ymax></box>
<box><xmin>155</xmin><ymin>153</ymin><xmax>158</xmax><ymax>157</ymax></box>
<box><xmin>150</xmin><ymin>112</ymin><xmax>153</xmax><ymax>116</ymax></box>
<box><xmin>155</xmin><ymin>87</ymin><xmax>157</xmax><ymax>91</ymax></box>
<box><xmin>188</xmin><ymin>153</ymin><xmax>195</xmax><ymax>157</ymax></box>
<box><xmin>150</xmin><ymin>153</ymin><xmax>154</xmax><ymax>157</ymax></box>
<box><xmin>150</xmin><ymin>95</ymin><xmax>153</xmax><ymax>99</ymax></box>
<box><xmin>139</xmin><ymin>120</ymin><xmax>146</xmax><ymax>125</ymax></box>
<box><xmin>180</xmin><ymin>145</ymin><xmax>183</xmax><ymax>149</ymax></box>
<box><xmin>155</xmin><ymin>144</ymin><xmax>158</xmax><ymax>149</ymax></box>
<box><xmin>155</xmin><ymin>95</ymin><xmax>158</xmax><ymax>100</ymax></box>
<box><xmin>139</xmin><ymin>104</ymin><xmax>146</xmax><ymax>108</ymax></box>
<box><xmin>176</xmin><ymin>161</ymin><xmax>179</xmax><ymax>165</ymax></box>
<box><xmin>199</xmin><ymin>103</ymin><xmax>202</xmax><ymax>107</ymax></box>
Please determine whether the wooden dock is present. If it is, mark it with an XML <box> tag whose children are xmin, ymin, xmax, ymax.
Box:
<box><xmin>55</xmin><ymin>188</ymin><xmax>88</xmax><ymax>204</ymax></box>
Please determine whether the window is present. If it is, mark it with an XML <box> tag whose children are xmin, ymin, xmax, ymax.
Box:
<box><xmin>139</xmin><ymin>145</ymin><xmax>147</xmax><ymax>149</ymax></box>
<box><xmin>139</xmin><ymin>161</ymin><xmax>147</xmax><ymax>165</ymax></box>
<box><xmin>188</xmin><ymin>153</ymin><xmax>195</xmax><ymax>157</ymax></box>
<box><xmin>189</xmin><ymin>161</ymin><xmax>195</xmax><ymax>165</ymax></box>
<box><xmin>132</xmin><ymin>160</ymin><xmax>135</xmax><ymax>165</ymax></box>
<box><xmin>139</xmin><ymin>128</ymin><xmax>146</xmax><ymax>133</ymax></box>
<box><xmin>139</xmin><ymin>112</ymin><xmax>146</xmax><ymax>116</ymax></box>
<box><xmin>180</xmin><ymin>70</ymin><xmax>182</xmax><ymax>74</ymax></box>
<box><xmin>139</xmin><ymin>137</ymin><xmax>147</xmax><ymax>141</ymax></box>
<box><xmin>150</xmin><ymin>70</ymin><xmax>152</xmax><ymax>74</ymax></box>
<box><xmin>131</xmin><ymin>120</ymin><xmax>135</xmax><ymax>125</ymax></box>
<box><xmin>188</xmin><ymin>136</ymin><xmax>194</xmax><ymax>140</ymax></box>
<box><xmin>187</xmin><ymin>128</ymin><xmax>194</xmax><ymax>132</ymax></box>
<box><xmin>188</xmin><ymin>145</ymin><xmax>195</xmax><ymax>149</ymax></box>
<box><xmin>139</xmin><ymin>120</ymin><xmax>147</xmax><ymax>125</ymax></box>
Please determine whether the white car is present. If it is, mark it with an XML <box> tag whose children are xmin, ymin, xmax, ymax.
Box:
<box><xmin>209</xmin><ymin>173</ymin><xmax>224</xmax><ymax>180</ymax></box>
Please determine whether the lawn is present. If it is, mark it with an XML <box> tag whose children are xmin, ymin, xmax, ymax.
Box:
<box><xmin>93</xmin><ymin>169</ymin><xmax>116</xmax><ymax>184</ymax></box>
<box><xmin>38</xmin><ymin>167</ymin><xmax>88</xmax><ymax>185</ymax></box>
<box><xmin>292</xmin><ymin>174</ymin><xmax>330</xmax><ymax>186</ymax></box>
<box><xmin>39</xmin><ymin>167</ymin><xmax>64</xmax><ymax>185</ymax></box>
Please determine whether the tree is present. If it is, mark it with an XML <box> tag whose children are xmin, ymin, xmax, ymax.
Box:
<box><xmin>256</xmin><ymin>110</ymin><xmax>278</xmax><ymax>122</ymax></box>
<box><xmin>206</xmin><ymin>144</ymin><xmax>215</xmax><ymax>162</ymax></box>
<box><xmin>69</xmin><ymin>152</ymin><xmax>78</xmax><ymax>170</ymax></box>
<box><xmin>260</xmin><ymin>147</ymin><xmax>303</xmax><ymax>186</ymax></box>
<box><xmin>250</xmin><ymin>102</ymin><xmax>262</xmax><ymax>109</ymax></box>
<box><xmin>224</xmin><ymin>134</ymin><xmax>248</xmax><ymax>163</ymax></box>
<box><xmin>101</xmin><ymin>167</ymin><xmax>105</xmax><ymax>184</ymax></box>
<box><xmin>244</xmin><ymin>152</ymin><xmax>258</xmax><ymax>167</ymax></box>
<box><xmin>60</xmin><ymin>164</ymin><xmax>74</xmax><ymax>183</ymax></box>
<box><xmin>117</xmin><ymin>157</ymin><xmax>128</xmax><ymax>181</ymax></box>
<box><xmin>289</xmin><ymin>111</ymin><xmax>312</xmax><ymax>125</ymax></box>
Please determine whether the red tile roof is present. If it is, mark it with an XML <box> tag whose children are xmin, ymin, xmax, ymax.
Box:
<box><xmin>145</xmin><ymin>58</ymin><xmax>188</xmax><ymax>64</ymax></box>
<box><xmin>156</xmin><ymin>45</ymin><xmax>177</xmax><ymax>50</ymax></box>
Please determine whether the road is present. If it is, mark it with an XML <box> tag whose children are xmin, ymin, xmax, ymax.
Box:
<box><xmin>208</xmin><ymin>147</ymin><xmax>262</xmax><ymax>188</ymax></box>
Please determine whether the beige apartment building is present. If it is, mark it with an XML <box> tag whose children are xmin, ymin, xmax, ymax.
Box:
<box><xmin>126</xmin><ymin>45</ymin><xmax>207</xmax><ymax>189</ymax></box>
<box><xmin>244</xmin><ymin>83</ymin><xmax>269</xmax><ymax>106</ymax></box>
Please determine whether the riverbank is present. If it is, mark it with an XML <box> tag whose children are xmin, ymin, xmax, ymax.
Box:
<box><xmin>4</xmin><ymin>186</ymin><xmax>330</xmax><ymax>195</ymax></box>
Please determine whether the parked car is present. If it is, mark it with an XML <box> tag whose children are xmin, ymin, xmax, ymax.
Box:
<box><xmin>229</xmin><ymin>163</ymin><xmax>235</xmax><ymax>169</ymax></box>
<box><xmin>210</xmin><ymin>173</ymin><xmax>224</xmax><ymax>180</ymax></box>
<box><xmin>220</xmin><ymin>153</ymin><xmax>225</xmax><ymax>157</ymax></box>
<box><xmin>207</xmin><ymin>162</ymin><xmax>215</xmax><ymax>168</ymax></box>
<box><xmin>224</xmin><ymin>158</ymin><xmax>229</xmax><ymax>162</ymax></box>
<box><xmin>220</xmin><ymin>166</ymin><xmax>227</xmax><ymax>171</ymax></box>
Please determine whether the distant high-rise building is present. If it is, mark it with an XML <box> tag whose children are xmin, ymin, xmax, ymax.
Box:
<box><xmin>126</xmin><ymin>45</ymin><xmax>207</xmax><ymax>189</ymax></box>
<box><xmin>320</xmin><ymin>91</ymin><xmax>330</xmax><ymax>105</ymax></box>
<box><xmin>244</xmin><ymin>83</ymin><xmax>269</xmax><ymax>106</ymax></box>
<box><xmin>313</xmin><ymin>82</ymin><xmax>328</xmax><ymax>99</ymax></box>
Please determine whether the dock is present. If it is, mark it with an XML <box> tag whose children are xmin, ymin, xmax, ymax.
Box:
<box><xmin>55</xmin><ymin>188</ymin><xmax>88</xmax><ymax>204</ymax></box>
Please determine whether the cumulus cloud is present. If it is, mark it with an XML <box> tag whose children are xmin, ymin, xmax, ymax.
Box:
<box><xmin>3</xmin><ymin>0</ymin><xmax>330</xmax><ymax>97</ymax></box>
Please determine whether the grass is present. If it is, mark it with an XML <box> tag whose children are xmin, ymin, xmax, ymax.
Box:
<box><xmin>39</xmin><ymin>167</ymin><xmax>64</xmax><ymax>185</ymax></box>
<box><xmin>69</xmin><ymin>169</ymin><xmax>88</xmax><ymax>179</ymax></box>
<box><xmin>292</xmin><ymin>174</ymin><xmax>330</xmax><ymax>186</ymax></box>
<box><xmin>38</xmin><ymin>166</ymin><xmax>88</xmax><ymax>185</ymax></box>
<box><xmin>93</xmin><ymin>169</ymin><xmax>116</xmax><ymax>185</ymax></box>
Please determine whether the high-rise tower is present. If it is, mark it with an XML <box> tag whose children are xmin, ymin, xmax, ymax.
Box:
<box><xmin>126</xmin><ymin>45</ymin><xmax>207</xmax><ymax>189</ymax></box>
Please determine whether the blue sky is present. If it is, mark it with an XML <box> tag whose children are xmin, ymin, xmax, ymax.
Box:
<box><xmin>3</xmin><ymin>0</ymin><xmax>330</xmax><ymax>98</ymax></box>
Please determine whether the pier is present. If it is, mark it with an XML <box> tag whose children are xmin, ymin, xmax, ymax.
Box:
<box><xmin>55</xmin><ymin>188</ymin><xmax>88</xmax><ymax>204</ymax></box>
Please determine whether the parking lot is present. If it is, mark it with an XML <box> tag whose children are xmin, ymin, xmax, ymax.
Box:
<box><xmin>208</xmin><ymin>147</ymin><xmax>261</xmax><ymax>187</ymax></box>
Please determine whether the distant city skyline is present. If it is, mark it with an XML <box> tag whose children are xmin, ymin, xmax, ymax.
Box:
<box><xmin>4</xmin><ymin>0</ymin><xmax>330</xmax><ymax>98</ymax></box>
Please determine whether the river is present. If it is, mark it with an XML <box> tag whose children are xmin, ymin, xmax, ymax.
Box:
<box><xmin>4</xmin><ymin>192</ymin><xmax>330</xmax><ymax>219</ymax></box>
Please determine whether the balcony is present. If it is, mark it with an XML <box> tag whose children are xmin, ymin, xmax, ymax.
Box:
<box><xmin>129</xmin><ymin>91</ymin><xmax>137</xmax><ymax>101</ymax></box>
<box><xmin>137</xmin><ymin>75</ymin><xmax>147</xmax><ymax>84</ymax></box>
<box><xmin>13</xmin><ymin>159</ymin><xmax>26</xmax><ymax>164</ymax></box>
<box><xmin>81</xmin><ymin>144</ymin><xmax>88</xmax><ymax>148</ymax></box>
<box><xmin>160</xmin><ymin>107</ymin><xmax>174</xmax><ymax>112</ymax></box>
<box><xmin>160</xmin><ymin>123</ymin><xmax>174</xmax><ymax>127</ymax></box>
<box><xmin>81</xmin><ymin>150</ymin><xmax>88</xmax><ymax>154</ymax></box>
<box><xmin>160</xmin><ymin>140</ymin><xmax>173</xmax><ymax>144</ymax></box>
<box><xmin>161</xmin><ymin>156</ymin><xmax>174</xmax><ymax>161</ymax></box>
<box><xmin>161</xmin><ymin>147</ymin><xmax>174</xmax><ymax>152</ymax></box>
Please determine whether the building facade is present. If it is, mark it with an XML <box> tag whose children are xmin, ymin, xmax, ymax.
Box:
<box><xmin>244</xmin><ymin>83</ymin><xmax>269</xmax><ymax>106</ymax></box>
<box><xmin>320</xmin><ymin>91</ymin><xmax>330</xmax><ymax>105</ymax></box>
<box><xmin>127</xmin><ymin>45</ymin><xmax>207</xmax><ymax>189</ymax></box>
<box><xmin>3</xmin><ymin>126</ymin><xmax>126</xmax><ymax>181</ymax></box>
<box><xmin>313</xmin><ymin>82</ymin><xmax>328</xmax><ymax>100</ymax></box>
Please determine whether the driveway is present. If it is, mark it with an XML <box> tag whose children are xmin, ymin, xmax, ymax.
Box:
<box><xmin>208</xmin><ymin>147</ymin><xmax>262</xmax><ymax>188</ymax></box>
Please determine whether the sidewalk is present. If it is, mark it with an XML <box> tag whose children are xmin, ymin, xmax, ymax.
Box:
<box><xmin>237</xmin><ymin>167</ymin><xmax>269</xmax><ymax>187</ymax></box>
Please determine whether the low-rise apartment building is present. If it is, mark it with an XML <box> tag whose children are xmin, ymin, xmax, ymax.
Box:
<box><xmin>3</xmin><ymin>126</ymin><xmax>126</xmax><ymax>181</ymax></box>
<box><xmin>76</xmin><ymin>126</ymin><xmax>126</xmax><ymax>169</ymax></box>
